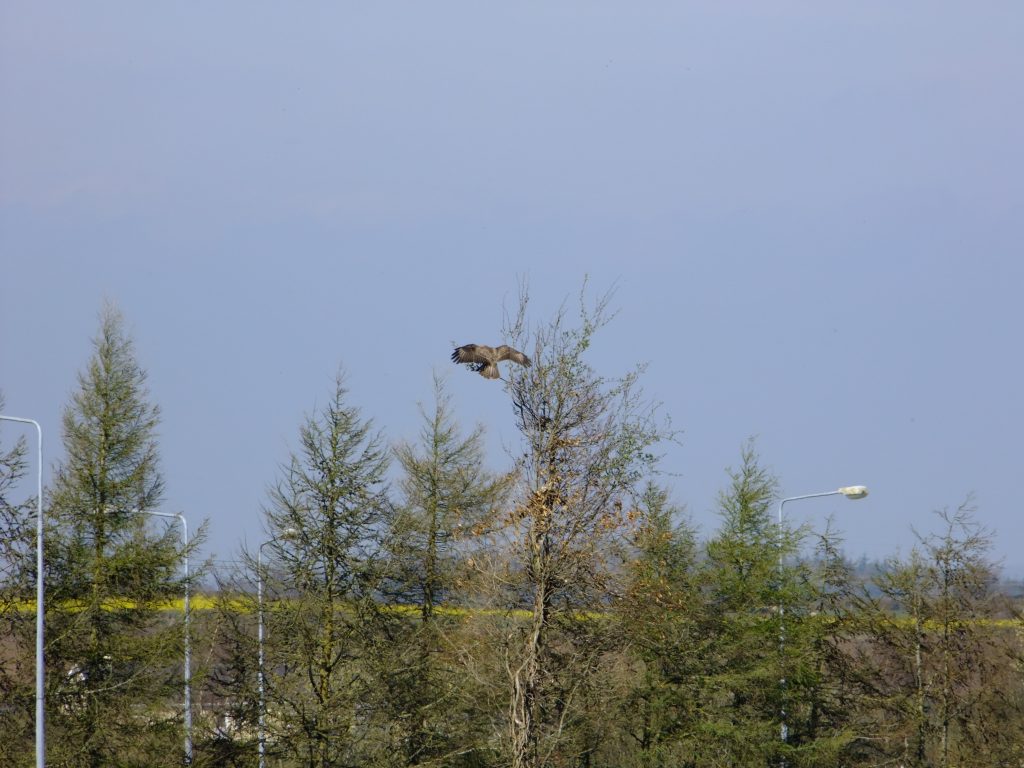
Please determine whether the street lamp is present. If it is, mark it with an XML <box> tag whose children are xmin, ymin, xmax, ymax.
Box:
<box><xmin>777</xmin><ymin>485</ymin><xmax>868</xmax><ymax>748</ymax></box>
<box><xmin>778</xmin><ymin>486</ymin><xmax>869</xmax><ymax>531</ymax></box>
<box><xmin>258</xmin><ymin>528</ymin><xmax>299</xmax><ymax>768</ymax></box>
<box><xmin>0</xmin><ymin>415</ymin><xmax>45</xmax><ymax>768</ymax></box>
<box><xmin>134</xmin><ymin>510</ymin><xmax>192</xmax><ymax>765</ymax></box>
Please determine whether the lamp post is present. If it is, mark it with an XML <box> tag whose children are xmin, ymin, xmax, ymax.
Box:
<box><xmin>135</xmin><ymin>510</ymin><xmax>192</xmax><ymax>764</ymax></box>
<box><xmin>0</xmin><ymin>415</ymin><xmax>45</xmax><ymax>768</ymax></box>
<box><xmin>777</xmin><ymin>485</ymin><xmax>868</xmax><ymax>749</ymax></box>
<box><xmin>258</xmin><ymin>529</ymin><xmax>298</xmax><ymax>768</ymax></box>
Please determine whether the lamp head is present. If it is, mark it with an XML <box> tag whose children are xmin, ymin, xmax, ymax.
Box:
<box><xmin>838</xmin><ymin>485</ymin><xmax>868</xmax><ymax>500</ymax></box>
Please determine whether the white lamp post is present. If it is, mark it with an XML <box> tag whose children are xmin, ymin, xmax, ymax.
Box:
<box><xmin>0</xmin><ymin>415</ymin><xmax>45</xmax><ymax>768</ymax></box>
<box><xmin>135</xmin><ymin>510</ymin><xmax>192</xmax><ymax>764</ymax></box>
<box><xmin>258</xmin><ymin>529</ymin><xmax>298</xmax><ymax>768</ymax></box>
<box><xmin>777</xmin><ymin>485</ymin><xmax>868</xmax><ymax>748</ymax></box>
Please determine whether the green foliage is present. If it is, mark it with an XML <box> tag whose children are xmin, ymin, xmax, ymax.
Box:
<box><xmin>4</xmin><ymin>296</ymin><xmax>1024</xmax><ymax>768</ymax></box>
<box><xmin>43</xmin><ymin>304</ymin><xmax>195</xmax><ymax>767</ymax></box>
<box><xmin>838</xmin><ymin>501</ymin><xmax>1024</xmax><ymax>767</ymax></box>
<box><xmin>257</xmin><ymin>372</ymin><xmax>394</xmax><ymax>767</ymax></box>
<box><xmin>499</xmin><ymin>285</ymin><xmax>674</xmax><ymax>768</ymax></box>
<box><xmin>0</xmin><ymin>393</ymin><xmax>36</xmax><ymax>764</ymax></box>
<box><xmin>612</xmin><ymin>484</ymin><xmax>705</xmax><ymax>767</ymax></box>
<box><xmin>380</xmin><ymin>374</ymin><xmax>509</xmax><ymax>765</ymax></box>
<box><xmin>695</xmin><ymin>443</ymin><xmax>785</xmax><ymax>765</ymax></box>
<box><xmin>388</xmin><ymin>374</ymin><xmax>510</xmax><ymax>621</ymax></box>
<box><xmin>706</xmin><ymin>442</ymin><xmax>780</xmax><ymax>609</ymax></box>
<box><xmin>0</xmin><ymin>393</ymin><xmax>33</xmax><ymax>593</ymax></box>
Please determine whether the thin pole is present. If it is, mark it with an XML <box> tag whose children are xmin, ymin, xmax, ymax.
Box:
<box><xmin>139</xmin><ymin>510</ymin><xmax>191</xmax><ymax>764</ymax></box>
<box><xmin>1</xmin><ymin>415</ymin><xmax>45</xmax><ymax>768</ymax></box>
<box><xmin>180</xmin><ymin>514</ymin><xmax>192</xmax><ymax>766</ymax></box>
<box><xmin>257</xmin><ymin>541</ymin><xmax>269</xmax><ymax>768</ymax></box>
<box><xmin>257</xmin><ymin>530</ymin><xmax>297</xmax><ymax>768</ymax></box>
<box><xmin>776</xmin><ymin>490</ymin><xmax>845</xmax><ymax>751</ymax></box>
<box><xmin>180</xmin><ymin>514</ymin><xmax>192</xmax><ymax>765</ymax></box>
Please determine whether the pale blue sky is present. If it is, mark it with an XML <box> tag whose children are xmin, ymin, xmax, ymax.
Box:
<box><xmin>2</xmin><ymin>2</ymin><xmax>1022</xmax><ymax>573</ymax></box>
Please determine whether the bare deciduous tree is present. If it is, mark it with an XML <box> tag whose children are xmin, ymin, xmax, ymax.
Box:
<box><xmin>493</xmin><ymin>285</ymin><xmax>672</xmax><ymax>768</ymax></box>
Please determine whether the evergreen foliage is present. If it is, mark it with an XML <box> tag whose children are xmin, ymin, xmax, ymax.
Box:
<box><xmin>382</xmin><ymin>373</ymin><xmax>510</xmax><ymax>765</ymax></box>
<box><xmin>252</xmin><ymin>372</ymin><xmax>394</xmax><ymax>767</ymax></box>
<box><xmin>3</xmin><ymin>297</ymin><xmax>1024</xmax><ymax>767</ymax></box>
<box><xmin>837</xmin><ymin>502</ymin><xmax>1024</xmax><ymax>767</ymax></box>
<box><xmin>614</xmin><ymin>484</ymin><xmax>705</xmax><ymax>767</ymax></box>
<box><xmin>0</xmin><ymin>393</ymin><xmax>36</xmax><ymax>763</ymax></box>
<box><xmin>44</xmin><ymin>304</ymin><xmax>195</xmax><ymax>767</ymax></box>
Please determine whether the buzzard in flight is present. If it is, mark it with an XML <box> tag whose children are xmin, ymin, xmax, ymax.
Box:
<box><xmin>451</xmin><ymin>344</ymin><xmax>531</xmax><ymax>380</ymax></box>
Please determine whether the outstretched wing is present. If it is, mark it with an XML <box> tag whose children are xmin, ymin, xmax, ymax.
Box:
<box><xmin>495</xmin><ymin>345</ymin><xmax>531</xmax><ymax>367</ymax></box>
<box><xmin>452</xmin><ymin>344</ymin><xmax>494</xmax><ymax>365</ymax></box>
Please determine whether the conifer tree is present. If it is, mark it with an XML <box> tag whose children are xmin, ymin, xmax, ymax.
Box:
<box><xmin>45</xmin><ymin>304</ymin><xmax>192</xmax><ymax>767</ymax></box>
<box><xmin>841</xmin><ymin>502</ymin><xmax>1024</xmax><ymax>767</ymax></box>
<box><xmin>614</xmin><ymin>484</ymin><xmax>705</xmax><ymax>767</ymax></box>
<box><xmin>691</xmin><ymin>443</ymin><xmax>782</xmax><ymax>764</ymax></box>
<box><xmin>698</xmin><ymin>444</ymin><xmax>867</xmax><ymax>767</ymax></box>
<box><xmin>256</xmin><ymin>372</ymin><xmax>392</xmax><ymax>767</ymax></box>
<box><xmin>382</xmin><ymin>373</ymin><xmax>510</xmax><ymax>765</ymax></box>
<box><xmin>0</xmin><ymin>393</ymin><xmax>36</xmax><ymax>762</ymax></box>
<box><xmin>389</xmin><ymin>373</ymin><xmax>509</xmax><ymax>621</ymax></box>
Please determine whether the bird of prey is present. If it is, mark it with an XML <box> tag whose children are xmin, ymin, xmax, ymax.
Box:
<box><xmin>451</xmin><ymin>343</ymin><xmax>531</xmax><ymax>380</ymax></box>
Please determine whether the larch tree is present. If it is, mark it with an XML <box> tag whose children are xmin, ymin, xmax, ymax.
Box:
<box><xmin>696</xmin><ymin>443</ymin><xmax>787</xmax><ymax>766</ymax></box>
<box><xmin>613</xmin><ymin>483</ymin><xmax>705</xmax><ymax>767</ymax></box>
<box><xmin>842</xmin><ymin>502</ymin><xmax>1024</xmax><ymax>767</ymax></box>
<box><xmin>0</xmin><ymin>392</ymin><xmax>37</xmax><ymax>762</ymax></box>
<box><xmin>779</xmin><ymin>523</ymin><xmax>863</xmax><ymax>767</ymax></box>
<box><xmin>255</xmin><ymin>372</ymin><xmax>393</xmax><ymax>767</ymax></box>
<box><xmin>45</xmin><ymin>303</ymin><xmax>194</xmax><ymax>767</ymax></box>
<box><xmin>389</xmin><ymin>373</ymin><xmax>510</xmax><ymax>623</ymax></box>
<box><xmin>696</xmin><ymin>444</ymin><xmax>860</xmax><ymax>768</ymax></box>
<box><xmin>382</xmin><ymin>373</ymin><xmax>511</xmax><ymax>765</ymax></box>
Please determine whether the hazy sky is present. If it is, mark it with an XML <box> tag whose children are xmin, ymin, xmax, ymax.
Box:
<box><xmin>2</xmin><ymin>3</ymin><xmax>1022</xmax><ymax>574</ymax></box>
